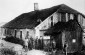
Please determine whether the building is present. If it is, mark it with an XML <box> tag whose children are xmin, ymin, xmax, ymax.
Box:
<box><xmin>1</xmin><ymin>4</ymin><xmax>85</xmax><ymax>50</ymax></box>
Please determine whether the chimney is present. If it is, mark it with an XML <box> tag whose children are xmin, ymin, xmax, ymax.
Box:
<box><xmin>34</xmin><ymin>3</ymin><xmax>39</xmax><ymax>11</ymax></box>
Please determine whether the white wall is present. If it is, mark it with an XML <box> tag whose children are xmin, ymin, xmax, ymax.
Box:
<box><xmin>35</xmin><ymin>12</ymin><xmax>59</xmax><ymax>38</ymax></box>
<box><xmin>16</xmin><ymin>29</ymin><xmax>35</xmax><ymax>40</ymax></box>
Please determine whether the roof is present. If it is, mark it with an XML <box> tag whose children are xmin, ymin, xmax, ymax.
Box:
<box><xmin>45</xmin><ymin>20</ymin><xmax>82</xmax><ymax>35</ymax></box>
<box><xmin>2</xmin><ymin>4</ymin><xmax>85</xmax><ymax>29</ymax></box>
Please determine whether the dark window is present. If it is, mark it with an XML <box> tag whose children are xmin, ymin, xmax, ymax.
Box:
<box><xmin>61</xmin><ymin>13</ymin><xmax>66</xmax><ymax>22</ymax></box>
<box><xmin>20</xmin><ymin>31</ymin><xmax>22</xmax><ymax>39</ymax></box>
<box><xmin>68</xmin><ymin>13</ymin><xmax>70</xmax><ymax>21</ymax></box>
<box><xmin>14</xmin><ymin>30</ymin><xmax>17</xmax><ymax>37</ymax></box>
<box><xmin>37</xmin><ymin>19</ymin><xmax>42</xmax><ymax>24</ymax></box>
<box><xmin>51</xmin><ymin>16</ymin><xmax>53</xmax><ymax>26</ymax></box>
<box><xmin>58</xmin><ymin>13</ymin><xmax>61</xmax><ymax>21</ymax></box>
<box><xmin>7</xmin><ymin>29</ymin><xmax>10</xmax><ymax>35</ymax></box>
<box><xmin>25</xmin><ymin>31</ymin><xmax>29</xmax><ymax>39</ymax></box>
<box><xmin>4</xmin><ymin>29</ymin><xmax>7</xmax><ymax>35</ymax></box>
<box><xmin>74</xmin><ymin>14</ymin><xmax>78</xmax><ymax>20</ymax></box>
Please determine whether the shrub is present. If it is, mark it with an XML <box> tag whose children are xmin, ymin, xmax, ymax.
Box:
<box><xmin>0</xmin><ymin>48</ymin><xmax>16</xmax><ymax>55</ymax></box>
<box><xmin>4</xmin><ymin>37</ymin><xmax>25</xmax><ymax>47</ymax></box>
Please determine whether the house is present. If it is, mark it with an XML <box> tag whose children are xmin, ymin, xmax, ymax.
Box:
<box><xmin>1</xmin><ymin>3</ymin><xmax>85</xmax><ymax>49</ymax></box>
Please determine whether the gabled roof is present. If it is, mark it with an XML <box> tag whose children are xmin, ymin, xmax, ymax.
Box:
<box><xmin>2</xmin><ymin>4</ymin><xmax>85</xmax><ymax>29</ymax></box>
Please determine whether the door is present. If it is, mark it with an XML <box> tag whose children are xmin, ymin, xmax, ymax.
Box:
<box><xmin>65</xmin><ymin>31</ymin><xmax>78</xmax><ymax>53</ymax></box>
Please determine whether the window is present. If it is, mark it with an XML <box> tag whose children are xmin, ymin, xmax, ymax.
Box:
<box><xmin>51</xmin><ymin>16</ymin><xmax>53</xmax><ymax>26</ymax></box>
<box><xmin>61</xmin><ymin>13</ymin><xmax>66</xmax><ymax>22</ymax></box>
<box><xmin>14</xmin><ymin>30</ymin><xmax>17</xmax><ymax>37</ymax></box>
<box><xmin>53</xmin><ymin>13</ymin><xmax>58</xmax><ymax>24</ymax></box>
<box><xmin>66</xmin><ymin>13</ymin><xmax>74</xmax><ymax>21</ymax></box>
<box><xmin>37</xmin><ymin>19</ymin><xmax>42</xmax><ymax>24</ymax></box>
<box><xmin>66</xmin><ymin>13</ymin><xmax>68</xmax><ymax>22</ymax></box>
<box><xmin>4</xmin><ymin>29</ymin><xmax>7</xmax><ymax>35</ymax></box>
<box><xmin>7</xmin><ymin>29</ymin><xmax>11</xmax><ymax>36</ymax></box>
<box><xmin>20</xmin><ymin>31</ymin><xmax>22</xmax><ymax>39</ymax></box>
<box><xmin>74</xmin><ymin>14</ymin><xmax>78</xmax><ymax>20</ymax></box>
<box><xmin>68</xmin><ymin>13</ymin><xmax>70</xmax><ymax>21</ymax></box>
<box><xmin>58</xmin><ymin>13</ymin><xmax>61</xmax><ymax>22</ymax></box>
<box><xmin>78</xmin><ymin>14</ymin><xmax>81</xmax><ymax>24</ymax></box>
<box><xmin>25</xmin><ymin>31</ymin><xmax>29</xmax><ymax>39</ymax></box>
<box><xmin>70</xmin><ymin>14</ymin><xmax>74</xmax><ymax>20</ymax></box>
<box><xmin>82</xmin><ymin>17</ymin><xmax>85</xmax><ymax>26</ymax></box>
<box><xmin>79</xmin><ymin>15</ymin><xmax>83</xmax><ymax>25</ymax></box>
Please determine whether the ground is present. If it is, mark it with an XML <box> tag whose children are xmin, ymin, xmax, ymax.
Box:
<box><xmin>0</xmin><ymin>39</ymin><xmax>85</xmax><ymax>55</ymax></box>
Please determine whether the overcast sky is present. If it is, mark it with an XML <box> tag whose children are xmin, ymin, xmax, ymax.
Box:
<box><xmin>0</xmin><ymin>0</ymin><xmax>85</xmax><ymax>23</ymax></box>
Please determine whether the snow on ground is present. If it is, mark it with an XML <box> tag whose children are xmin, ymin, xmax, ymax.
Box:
<box><xmin>27</xmin><ymin>49</ymin><xmax>48</xmax><ymax>55</ymax></box>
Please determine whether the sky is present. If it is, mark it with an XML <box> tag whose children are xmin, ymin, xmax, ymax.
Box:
<box><xmin>0</xmin><ymin>0</ymin><xmax>85</xmax><ymax>23</ymax></box>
